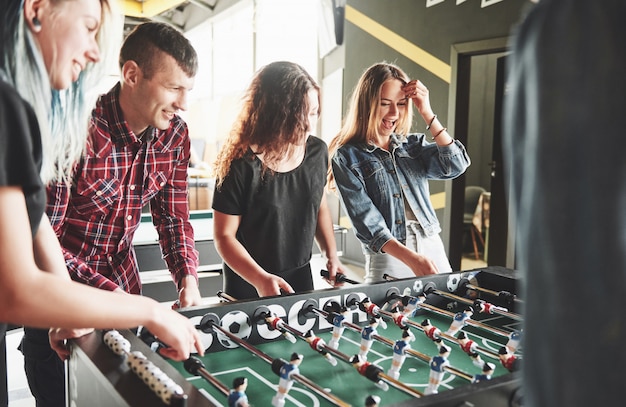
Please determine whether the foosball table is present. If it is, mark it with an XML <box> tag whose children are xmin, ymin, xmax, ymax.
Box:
<box><xmin>68</xmin><ymin>266</ymin><xmax>524</xmax><ymax>407</ymax></box>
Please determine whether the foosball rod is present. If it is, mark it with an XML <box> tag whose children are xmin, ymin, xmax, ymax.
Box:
<box><xmin>216</xmin><ymin>290</ymin><xmax>237</xmax><ymax>303</ymax></box>
<box><xmin>308</xmin><ymin>301</ymin><xmax>471</xmax><ymax>385</ymax></box>
<box><xmin>183</xmin><ymin>357</ymin><xmax>230</xmax><ymax>397</ymax></box>
<box><xmin>385</xmin><ymin>289</ymin><xmax>511</xmax><ymax>339</ymax></box>
<box><xmin>422</xmin><ymin>283</ymin><xmax>522</xmax><ymax>321</ymax></box>
<box><xmin>197</xmin><ymin>314</ymin><xmax>352</xmax><ymax>407</ymax></box>
<box><xmin>347</xmin><ymin>295</ymin><xmax>502</xmax><ymax>361</ymax></box>
<box><xmin>459</xmin><ymin>279</ymin><xmax>523</xmax><ymax>305</ymax></box>
<box><xmin>261</xmin><ymin>301</ymin><xmax>423</xmax><ymax>398</ymax></box>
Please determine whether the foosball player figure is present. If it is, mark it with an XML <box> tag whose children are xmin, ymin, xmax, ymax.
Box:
<box><xmin>390</xmin><ymin>306</ymin><xmax>409</xmax><ymax>329</ymax></box>
<box><xmin>506</xmin><ymin>330</ymin><xmax>522</xmax><ymax>352</ymax></box>
<box><xmin>456</xmin><ymin>331</ymin><xmax>484</xmax><ymax>368</ymax></box>
<box><xmin>401</xmin><ymin>293</ymin><xmax>426</xmax><ymax>318</ymax></box>
<box><xmin>359</xmin><ymin>297</ymin><xmax>387</xmax><ymax>329</ymax></box>
<box><xmin>228</xmin><ymin>377</ymin><xmax>249</xmax><ymax>407</ymax></box>
<box><xmin>498</xmin><ymin>346</ymin><xmax>521</xmax><ymax>373</ymax></box>
<box><xmin>446</xmin><ymin>307</ymin><xmax>474</xmax><ymax>336</ymax></box>
<box><xmin>327</xmin><ymin>306</ymin><xmax>348</xmax><ymax>349</ymax></box>
<box><xmin>304</xmin><ymin>330</ymin><xmax>337</xmax><ymax>366</ymax></box>
<box><xmin>472</xmin><ymin>362</ymin><xmax>495</xmax><ymax>384</ymax></box>
<box><xmin>359</xmin><ymin>316</ymin><xmax>380</xmax><ymax>361</ymax></box>
<box><xmin>265</xmin><ymin>313</ymin><xmax>296</xmax><ymax>343</ymax></box>
<box><xmin>425</xmin><ymin>344</ymin><xmax>452</xmax><ymax>395</ymax></box>
<box><xmin>421</xmin><ymin>318</ymin><xmax>443</xmax><ymax>346</ymax></box>
<box><xmin>473</xmin><ymin>299</ymin><xmax>508</xmax><ymax>315</ymax></box>
<box><xmin>365</xmin><ymin>394</ymin><xmax>382</xmax><ymax>407</ymax></box>
<box><xmin>349</xmin><ymin>354</ymin><xmax>389</xmax><ymax>391</ymax></box>
<box><xmin>387</xmin><ymin>327</ymin><xmax>415</xmax><ymax>379</ymax></box>
<box><xmin>272</xmin><ymin>353</ymin><xmax>303</xmax><ymax>407</ymax></box>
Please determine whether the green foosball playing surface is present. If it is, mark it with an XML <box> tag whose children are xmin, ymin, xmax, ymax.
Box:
<box><xmin>168</xmin><ymin>310</ymin><xmax>520</xmax><ymax>407</ymax></box>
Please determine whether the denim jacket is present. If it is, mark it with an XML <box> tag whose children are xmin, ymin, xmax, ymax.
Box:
<box><xmin>331</xmin><ymin>133</ymin><xmax>470</xmax><ymax>254</ymax></box>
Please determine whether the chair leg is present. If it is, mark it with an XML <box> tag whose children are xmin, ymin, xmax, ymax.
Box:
<box><xmin>470</xmin><ymin>226</ymin><xmax>480</xmax><ymax>260</ymax></box>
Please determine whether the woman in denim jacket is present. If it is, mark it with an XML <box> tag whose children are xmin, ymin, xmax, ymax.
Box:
<box><xmin>328</xmin><ymin>62</ymin><xmax>470</xmax><ymax>283</ymax></box>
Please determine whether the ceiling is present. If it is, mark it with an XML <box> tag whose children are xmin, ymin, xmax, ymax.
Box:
<box><xmin>121</xmin><ymin>0</ymin><xmax>227</xmax><ymax>33</ymax></box>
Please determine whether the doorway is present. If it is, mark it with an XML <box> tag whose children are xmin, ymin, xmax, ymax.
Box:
<box><xmin>446</xmin><ymin>37</ymin><xmax>513</xmax><ymax>271</ymax></box>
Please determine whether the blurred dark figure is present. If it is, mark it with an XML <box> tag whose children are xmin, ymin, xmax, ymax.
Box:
<box><xmin>504</xmin><ymin>0</ymin><xmax>626</xmax><ymax>406</ymax></box>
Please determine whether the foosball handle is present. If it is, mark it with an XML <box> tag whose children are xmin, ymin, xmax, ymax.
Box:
<box><xmin>320</xmin><ymin>269</ymin><xmax>360</xmax><ymax>285</ymax></box>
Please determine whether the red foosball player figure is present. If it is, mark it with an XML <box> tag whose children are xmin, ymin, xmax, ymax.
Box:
<box><xmin>265</xmin><ymin>313</ymin><xmax>297</xmax><ymax>343</ymax></box>
<box><xmin>446</xmin><ymin>307</ymin><xmax>474</xmax><ymax>336</ymax></box>
<box><xmin>304</xmin><ymin>330</ymin><xmax>337</xmax><ymax>366</ymax></box>
<box><xmin>359</xmin><ymin>297</ymin><xmax>387</xmax><ymax>329</ymax></box>
<box><xmin>472</xmin><ymin>362</ymin><xmax>495</xmax><ymax>383</ymax></box>
<box><xmin>420</xmin><ymin>318</ymin><xmax>443</xmax><ymax>346</ymax></box>
<box><xmin>390</xmin><ymin>306</ymin><xmax>409</xmax><ymax>329</ymax></box>
<box><xmin>365</xmin><ymin>394</ymin><xmax>381</xmax><ymax>407</ymax></box>
<box><xmin>272</xmin><ymin>353</ymin><xmax>303</xmax><ymax>407</ymax></box>
<box><xmin>456</xmin><ymin>331</ymin><xmax>484</xmax><ymax>368</ymax></box>
<box><xmin>498</xmin><ymin>346</ymin><xmax>521</xmax><ymax>372</ymax></box>
<box><xmin>359</xmin><ymin>317</ymin><xmax>380</xmax><ymax>361</ymax></box>
<box><xmin>473</xmin><ymin>299</ymin><xmax>508</xmax><ymax>315</ymax></box>
<box><xmin>506</xmin><ymin>330</ymin><xmax>522</xmax><ymax>352</ymax></box>
<box><xmin>227</xmin><ymin>377</ymin><xmax>249</xmax><ymax>407</ymax></box>
<box><xmin>387</xmin><ymin>327</ymin><xmax>416</xmax><ymax>379</ymax></box>
<box><xmin>425</xmin><ymin>344</ymin><xmax>451</xmax><ymax>395</ymax></box>
<box><xmin>349</xmin><ymin>354</ymin><xmax>389</xmax><ymax>391</ymax></box>
<box><xmin>327</xmin><ymin>306</ymin><xmax>349</xmax><ymax>349</ymax></box>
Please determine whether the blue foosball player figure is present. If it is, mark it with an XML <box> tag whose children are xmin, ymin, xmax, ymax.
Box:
<box><xmin>228</xmin><ymin>377</ymin><xmax>249</xmax><ymax>407</ymax></box>
<box><xmin>272</xmin><ymin>353</ymin><xmax>303</xmax><ymax>407</ymax></box>
<box><xmin>387</xmin><ymin>328</ymin><xmax>415</xmax><ymax>379</ymax></box>
<box><xmin>359</xmin><ymin>317</ymin><xmax>380</xmax><ymax>361</ymax></box>
<box><xmin>472</xmin><ymin>362</ymin><xmax>495</xmax><ymax>384</ymax></box>
<box><xmin>425</xmin><ymin>344</ymin><xmax>451</xmax><ymax>394</ymax></box>
<box><xmin>446</xmin><ymin>307</ymin><xmax>473</xmax><ymax>336</ymax></box>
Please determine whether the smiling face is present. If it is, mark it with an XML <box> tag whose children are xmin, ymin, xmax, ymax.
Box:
<box><xmin>377</xmin><ymin>78</ymin><xmax>409</xmax><ymax>137</ymax></box>
<box><xmin>31</xmin><ymin>0</ymin><xmax>103</xmax><ymax>90</ymax></box>
<box><xmin>127</xmin><ymin>52</ymin><xmax>195</xmax><ymax>132</ymax></box>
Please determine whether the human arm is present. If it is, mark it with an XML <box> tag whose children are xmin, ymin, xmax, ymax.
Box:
<box><xmin>0</xmin><ymin>186</ymin><xmax>203</xmax><ymax>360</ymax></box>
<box><xmin>212</xmin><ymin>209</ymin><xmax>294</xmax><ymax>297</ymax></box>
<box><xmin>403</xmin><ymin>80</ymin><xmax>454</xmax><ymax>146</ymax></box>
<box><xmin>331</xmin><ymin>151</ymin><xmax>437</xmax><ymax>276</ymax></box>
<box><xmin>151</xmin><ymin>131</ymin><xmax>201</xmax><ymax>307</ymax></box>
<box><xmin>314</xmin><ymin>192</ymin><xmax>349</xmax><ymax>287</ymax></box>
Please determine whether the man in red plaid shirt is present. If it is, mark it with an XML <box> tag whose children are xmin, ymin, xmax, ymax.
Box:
<box><xmin>21</xmin><ymin>22</ymin><xmax>203</xmax><ymax>406</ymax></box>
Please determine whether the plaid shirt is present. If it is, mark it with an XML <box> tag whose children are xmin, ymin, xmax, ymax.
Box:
<box><xmin>46</xmin><ymin>84</ymin><xmax>198</xmax><ymax>294</ymax></box>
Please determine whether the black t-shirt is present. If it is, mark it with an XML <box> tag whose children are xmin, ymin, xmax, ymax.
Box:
<box><xmin>0</xmin><ymin>79</ymin><xmax>46</xmax><ymax>235</ymax></box>
<box><xmin>212</xmin><ymin>135</ymin><xmax>328</xmax><ymax>299</ymax></box>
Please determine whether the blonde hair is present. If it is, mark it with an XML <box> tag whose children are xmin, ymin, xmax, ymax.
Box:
<box><xmin>1</xmin><ymin>0</ymin><xmax>122</xmax><ymax>184</ymax></box>
<box><xmin>327</xmin><ymin>62</ymin><xmax>413</xmax><ymax>189</ymax></box>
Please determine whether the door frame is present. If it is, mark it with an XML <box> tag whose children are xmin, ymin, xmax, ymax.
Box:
<box><xmin>445</xmin><ymin>36</ymin><xmax>512</xmax><ymax>271</ymax></box>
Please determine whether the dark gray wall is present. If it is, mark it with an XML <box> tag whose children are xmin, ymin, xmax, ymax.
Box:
<box><xmin>331</xmin><ymin>0</ymin><xmax>535</xmax><ymax>267</ymax></box>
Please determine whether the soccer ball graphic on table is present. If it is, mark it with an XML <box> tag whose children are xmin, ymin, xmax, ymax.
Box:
<box><xmin>447</xmin><ymin>274</ymin><xmax>460</xmax><ymax>292</ymax></box>
<box><xmin>216</xmin><ymin>310</ymin><xmax>252</xmax><ymax>349</ymax></box>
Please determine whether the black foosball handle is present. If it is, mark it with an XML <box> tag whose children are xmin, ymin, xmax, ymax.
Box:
<box><xmin>320</xmin><ymin>269</ymin><xmax>360</xmax><ymax>285</ymax></box>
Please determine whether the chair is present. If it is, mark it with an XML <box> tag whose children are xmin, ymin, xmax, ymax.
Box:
<box><xmin>463</xmin><ymin>186</ymin><xmax>487</xmax><ymax>260</ymax></box>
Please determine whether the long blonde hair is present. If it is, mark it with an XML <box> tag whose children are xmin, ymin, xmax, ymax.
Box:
<box><xmin>327</xmin><ymin>62</ymin><xmax>413</xmax><ymax>189</ymax></box>
<box><xmin>1</xmin><ymin>0</ymin><xmax>121</xmax><ymax>184</ymax></box>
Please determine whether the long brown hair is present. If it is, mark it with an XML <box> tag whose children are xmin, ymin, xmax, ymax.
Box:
<box><xmin>327</xmin><ymin>62</ymin><xmax>412</xmax><ymax>189</ymax></box>
<box><xmin>213</xmin><ymin>61</ymin><xmax>320</xmax><ymax>188</ymax></box>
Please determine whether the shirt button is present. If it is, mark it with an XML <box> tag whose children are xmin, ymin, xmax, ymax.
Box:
<box><xmin>95</xmin><ymin>190</ymin><xmax>103</xmax><ymax>196</ymax></box>
<box><xmin>129</xmin><ymin>185</ymin><xmax>135</xmax><ymax>190</ymax></box>
<box><xmin>127</xmin><ymin>215</ymin><xmax>132</xmax><ymax>221</ymax></box>
<box><xmin>396</xmin><ymin>220</ymin><xmax>403</xmax><ymax>225</ymax></box>
<box><xmin>108</xmin><ymin>256</ymin><xmax>113</xmax><ymax>262</ymax></box>
<box><xmin>160</xmin><ymin>182</ymin><xmax>165</xmax><ymax>187</ymax></box>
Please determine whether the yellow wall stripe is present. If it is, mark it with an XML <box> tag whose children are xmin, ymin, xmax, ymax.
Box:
<box><xmin>345</xmin><ymin>5</ymin><xmax>451</xmax><ymax>83</ymax></box>
<box><xmin>121</xmin><ymin>0</ymin><xmax>186</xmax><ymax>18</ymax></box>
